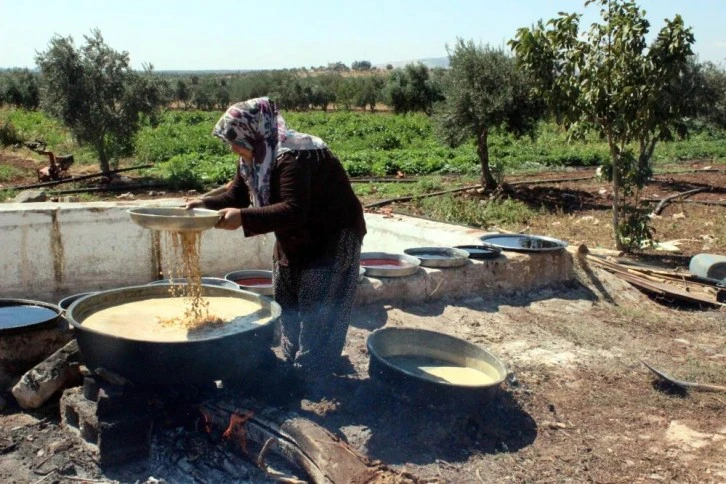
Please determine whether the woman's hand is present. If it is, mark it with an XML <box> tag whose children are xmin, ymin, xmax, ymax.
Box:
<box><xmin>185</xmin><ymin>198</ymin><xmax>206</xmax><ymax>209</ymax></box>
<box><xmin>216</xmin><ymin>208</ymin><xmax>242</xmax><ymax>230</ymax></box>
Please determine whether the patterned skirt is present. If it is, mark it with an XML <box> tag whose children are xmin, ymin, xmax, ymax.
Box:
<box><xmin>272</xmin><ymin>228</ymin><xmax>361</xmax><ymax>377</ymax></box>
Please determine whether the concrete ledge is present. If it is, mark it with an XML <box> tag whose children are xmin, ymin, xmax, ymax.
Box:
<box><xmin>356</xmin><ymin>250</ymin><xmax>572</xmax><ymax>305</ymax></box>
<box><xmin>0</xmin><ymin>200</ymin><xmax>573</xmax><ymax>304</ymax></box>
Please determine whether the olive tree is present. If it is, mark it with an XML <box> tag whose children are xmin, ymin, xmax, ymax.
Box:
<box><xmin>384</xmin><ymin>63</ymin><xmax>443</xmax><ymax>115</ymax></box>
<box><xmin>434</xmin><ymin>40</ymin><xmax>544</xmax><ymax>189</ymax></box>
<box><xmin>509</xmin><ymin>0</ymin><xmax>695</xmax><ymax>249</ymax></box>
<box><xmin>35</xmin><ymin>29</ymin><xmax>165</xmax><ymax>173</ymax></box>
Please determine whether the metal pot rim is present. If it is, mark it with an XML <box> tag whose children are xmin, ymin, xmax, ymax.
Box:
<box><xmin>67</xmin><ymin>284</ymin><xmax>280</xmax><ymax>345</ymax></box>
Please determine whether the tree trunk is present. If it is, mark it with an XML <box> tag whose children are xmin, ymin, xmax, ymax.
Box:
<box><xmin>607</xmin><ymin>136</ymin><xmax>623</xmax><ymax>251</ymax></box>
<box><xmin>637</xmin><ymin>137</ymin><xmax>657</xmax><ymax>177</ymax></box>
<box><xmin>477</xmin><ymin>127</ymin><xmax>498</xmax><ymax>190</ymax></box>
<box><xmin>96</xmin><ymin>141</ymin><xmax>110</xmax><ymax>174</ymax></box>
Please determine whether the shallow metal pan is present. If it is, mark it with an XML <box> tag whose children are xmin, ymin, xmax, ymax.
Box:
<box><xmin>128</xmin><ymin>207</ymin><xmax>221</xmax><ymax>232</ymax></box>
<box><xmin>453</xmin><ymin>244</ymin><xmax>503</xmax><ymax>260</ymax></box>
<box><xmin>224</xmin><ymin>270</ymin><xmax>274</xmax><ymax>296</ymax></box>
<box><xmin>480</xmin><ymin>234</ymin><xmax>568</xmax><ymax>253</ymax></box>
<box><xmin>404</xmin><ymin>247</ymin><xmax>470</xmax><ymax>268</ymax></box>
<box><xmin>360</xmin><ymin>252</ymin><xmax>421</xmax><ymax>277</ymax></box>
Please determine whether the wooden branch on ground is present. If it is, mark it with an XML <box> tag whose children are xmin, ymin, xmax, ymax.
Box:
<box><xmin>642</xmin><ymin>360</ymin><xmax>726</xmax><ymax>393</ymax></box>
<box><xmin>642</xmin><ymin>198</ymin><xmax>726</xmax><ymax>207</ymax></box>
<box><xmin>579</xmin><ymin>248</ymin><xmax>724</xmax><ymax>307</ymax></box>
<box><xmin>350</xmin><ymin>178</ymin><xmax>417</xmax><ymax>184</ymax></box>
<box><xmin>201</xmin><ymin>398</ymin><xmax>422</xmax><ymax>484</ymax></box>
<box><xmin>655</xmin><ymin>168</ymin><xmax>726</xmax><ymax>175</ymax></box>
<box><xmin>651</xmin><ymin>187</ymin><xmax>708</xmax><ymax>215</ymax></box>
<box><xmin>8</xmin><ymin>164</ymin><xmax>154</xmax><ymax>190</ymax></box>
<box><xmin>509</xmin><ymin>175</ymin><xmax>596</xmax><ymax>186</ymax></box>
<box><xmin>364</xmin><ymin>185</ymin><xmax>479</xmax><ymax>209</ymax></box>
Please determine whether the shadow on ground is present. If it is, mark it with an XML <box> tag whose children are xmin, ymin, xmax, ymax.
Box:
<box><xmin>351</xmin><ymin>279</ymin><xmax>603</xmax><ymax>323</ymax></box>
<box><xmin>297</xmin><ymin>375</ymin><xmax>537</xmax><ymax>466</ymax></box>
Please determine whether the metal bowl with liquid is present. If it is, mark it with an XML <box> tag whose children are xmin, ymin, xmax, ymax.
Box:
<box><xmin>367</xmin><ymin>327</ymin><xmax>507</xmax><ymax>408</ymax></box>
<box><xmin>67</xmin><ymin>285</ymin><xmax>280</xmax><ymax>385</ymax></box>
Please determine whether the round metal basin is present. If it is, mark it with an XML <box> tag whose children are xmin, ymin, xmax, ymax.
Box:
<box><xmin>148</xmin><ymin>277</ymin><xmax>239</xmax><ymax>291</ymax></box>
<box><xmin>480</xmin><ymin>234</ymin><xmax>568</xmax><ymax>253</ymax></box>
<box><xmin>224</xmin><ymin>270</ymin><xmax>274</xmax><ymax>296</ymax></box>
<box><xmin>128</xmin><ymin>207</ymin><xmax>221</xmax><ymax>232</ymax></box>
<box><xmin>454</xmin><ymin>244</ymin><xmax>502</xmax><ymax>260</ymax></box>
<box><xmin>67</xmin><ymin>285</ymin><xmax>280</xmax><ymax>385</ymax></box>
<box><xmin>403</xmin><ymin>247</ymin><xmax>470</xmax><ymax>268</ymax></box>
<box><xmin>0</xmin><ymin>299</ymin><xmax>62</xmax><ymax>335</ymax></box>
<box><xmin>58</xmin><ymin>293</ymin><xmax>96</xmax><ymax>312</ymax></box>
<box><xmin>360</xmin><ymin>252</ymin><xmax>421</xmax><ymax>278</ymax></box>
<box><xmin>367</xmin><ymin>327</ymin><xmax>507</xmax><ymax>407</ymax></box>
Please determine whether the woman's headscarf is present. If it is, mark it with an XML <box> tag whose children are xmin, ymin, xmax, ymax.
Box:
<box><xmin>212</xmin><ymin>97</ymin><xmax>326</xmax><ymax>207</ymax></box>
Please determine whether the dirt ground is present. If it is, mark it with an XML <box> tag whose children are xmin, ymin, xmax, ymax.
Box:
<box><xmin>1</xmin><ymin>263</ymin><xmax>725</xmax><ymax>483</ymax></box>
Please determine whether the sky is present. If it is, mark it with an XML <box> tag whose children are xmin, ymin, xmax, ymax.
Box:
<box><xmin>1</xmin><ymin>0</ymin><xmax>724</xmax><ymax>71</ymax></box>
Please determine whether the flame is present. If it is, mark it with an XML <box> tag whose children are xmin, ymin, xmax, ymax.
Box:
<box><xmin>199</xmin><ymin>409</ymin><xmax>212</xmax><ymax>434</ymax></box>
<box><xmin>222</xmin><ymin>411</ymin><xmax>254</xmax><ymax>452</ymax></box>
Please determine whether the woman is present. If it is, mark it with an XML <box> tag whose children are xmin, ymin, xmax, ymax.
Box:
<box><xmin>186</xmin><ymin>97</ymin><xmax>366</xmax><ymax>380</ymax></box>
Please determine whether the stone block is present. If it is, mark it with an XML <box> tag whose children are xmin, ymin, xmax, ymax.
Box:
<box><xmin>12</xmin><ymin>340</ymin><xmax>82</xmax><ymax>409</ymax></box>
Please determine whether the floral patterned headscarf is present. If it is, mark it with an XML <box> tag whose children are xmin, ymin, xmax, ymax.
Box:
<box><xmin>212</xmin><ymin>97</ymin><xmax>326</xmax><ymax>206</ymax></box>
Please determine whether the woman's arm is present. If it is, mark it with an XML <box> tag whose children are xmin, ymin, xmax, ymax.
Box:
<box><xmin>199</xmin><ymin>165</ymin><xmax>251</xmax><ymax>210</ymax></box>
<box><xmin>239</xmin><ymin>154</ymin><xmax>311</xmax><ymax>236</ymax></box>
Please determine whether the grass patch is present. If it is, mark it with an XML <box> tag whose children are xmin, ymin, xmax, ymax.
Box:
<box><xmin>0</xmin><ymin>189</ymin><xmax>17</xmax><ymax>202</ymax></box>
<box><xmin>0</xmin><ymin>108</ymin><xmax>98</xmax><ymax>165</ymax></box>
<box><xmin>411</xmin><ymin>195</ymin><xmax>538</xmax><ymax>228</ymax></box>
<box><xmin>0</xmin><ymin>165</ymin><xmax>23</xmax><ymax>182</ymax></box>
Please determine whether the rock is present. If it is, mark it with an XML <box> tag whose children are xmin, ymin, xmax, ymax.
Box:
<box><xmin>12</xmin><ymin>190</ymin><xmax>48</xmax><ymax>203</ymax></box>
<box><xmin>116</xmin><ymin>192</ymin><xmax>135</xmax><ymax>200</ymax></box>
<box><xmin>672</xmin><ymin>212</ymin><xmax>686</xmax><ymax>220</ymax></box>
<box><xmin>186</xmin><ymin>189</ymin><xmax>198</xmax><ymax>195</ymax></box>
<box><xmin>577</xmin><ymin>215</ymin><xmax>599</xmax><ymax>225</ymax></box>
<box><xmin>109</xmin><ymin>175</ymin><xmax>133</xmax><ymax>186</ymax></box>
<box><xmin>59</xmin><ymin>196</ymin><xmax>80</xmax><ymax>203</ymax></box>
<box><xmin>11</xmin><ymin>340</ymin><xmax>82</xmax><ymax>409</ymax></box>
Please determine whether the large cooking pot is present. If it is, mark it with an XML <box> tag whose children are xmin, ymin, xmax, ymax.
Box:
<box><xmin>67</xmin><ymin>285</ymin><xmax>280</xmax><ymax>385</ymax></box>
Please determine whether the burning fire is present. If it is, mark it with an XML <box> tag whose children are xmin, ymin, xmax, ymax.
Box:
<box><xmin>222</xmin><ymin>411</ymin><xmax>255</xmax><ymax>452</ymax></box>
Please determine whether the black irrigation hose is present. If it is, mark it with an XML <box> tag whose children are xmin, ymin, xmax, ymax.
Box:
<box><xmin>49</xmin><ymin>183</ymin><xmax>169</xmax><ymax>195</ymax></box>
<box><xmin>8</xmin><ymin>164</ymin><xmax>154</xmax><ymax>190</ymax></box>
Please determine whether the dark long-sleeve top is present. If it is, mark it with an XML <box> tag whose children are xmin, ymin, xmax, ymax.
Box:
<box><xmin>202</xmin><ymin>149</ymin><xmax>366</xmax><ymax>268</ymax></box>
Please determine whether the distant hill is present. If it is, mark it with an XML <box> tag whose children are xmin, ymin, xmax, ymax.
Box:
<box><xmin>375</xmin><ymin>57</ymin><xmax>449</xmax><ymax>69</ymax></box>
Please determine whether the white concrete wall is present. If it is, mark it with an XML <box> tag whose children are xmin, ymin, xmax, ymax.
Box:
<box><xmin>0</xmin><ymin>200</ymin><xmax>574</xmax><ymax>304</ymax></box>
<box><xmin>0</xmin><ymin>200</ymin><xmax>275</xmax><ymax>302</ymax></box>
<box><xmin>362</xmin><ymin>213</ymin><xmax>489</xmax><ymax>253</ymax></box>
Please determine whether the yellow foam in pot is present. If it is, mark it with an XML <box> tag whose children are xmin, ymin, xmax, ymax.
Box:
<box><xmin>386</xmin><ymin>355</ymin><xmax>499</xmax><ymax>386</ymax></box>
<box><xmin>82</xmin><ymin>296</ymin><xmax>270</xmax><ymax>342</ymax></box>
